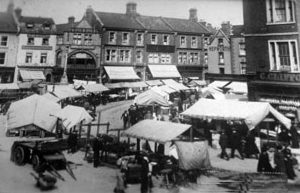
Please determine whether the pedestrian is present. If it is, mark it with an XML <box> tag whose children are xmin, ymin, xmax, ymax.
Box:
<box><xmin>278</xmin><ymin>126</ymin><xmax>291</xmax><ymax>147</ymax></box>
<box><xmin>140</xmin><ymin>156</ymin><xmax>150</xmax><ymax>193</ymax></box>
<box><xmin>121</xmin><ymin>110</ymin><xmax>129</xmax><ymax>129</ymax></box>
<box><xmin>244</xmin><ymin>130</ymin><xmax>260</xmax><ymax>159</ymax></box>
<box><xmin>230</xmin><ymin>127</ymin><xmax>244</xmax><ymax>160</ymax></box>
<box><xmin>92</xmin><ymin>136</ymin><xmax>100</xmax><ymax>168</ymax></box>
<box><xmin>219</xmin><ymin>130</ymin><xmax>229</xmax><ymax>160</ymax></box>
<box><xmin>282</xmin><ymin>147</ymin><xmax>297</xmax><ymax>180</ymax></box>
<box><xmin>257</xmin><ymin>146</ymin><xmax>277</xmax><ymax>173</ymax></box>
<box><xmin>290</xmin><ymin>122</ymin><xmax>299</xmax><ymax>148</ymax></box>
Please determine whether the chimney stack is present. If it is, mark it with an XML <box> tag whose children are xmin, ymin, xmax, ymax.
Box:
<box><xmin>85</xmin><ymin>5</ymin><xmax>93</xmax><ymax>25</ymax></box>
<box><xmin>189</xmin><ymin>8</ymin><xmax>198</xmax><ymax>22</ymax></box>
<box><xmin>221</xmin><ymin>21</ymin><xmax>231</xmax><ymax>37</ymax></box>
<box><xmin>126</xmin><ymin>2</ymin><xmax>137</xmax><ymax>17</ymax></box>
<box><xmin>68</xmin><ymin>16</ymin><xmax>75</xmax><ymax>24</ymax></box>
<box><xmin>14</xmin><ymin>7</ymin><xmax>22</xmax><ymax>20</ymax></box>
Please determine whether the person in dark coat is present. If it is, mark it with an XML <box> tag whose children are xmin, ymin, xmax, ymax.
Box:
<box><xmin>121</xmin><ymin>110</ymin><xmax>129</xmax><ymax>129</ymax></box>
<box><xmin>140</xmin><ymin>156</ymin><xmax>150</xmax><ymax>193</ymax></box>
<box><xmin>282</xmin><ymin>147</ymin><xmax>297</xmax><ymax>180</ymax></box>
<box><xmin>219</xmin><ymin>130</ymin><xmax>229</xmax><ymax>160</ymax></box>
<box><xmin>92</xmin><ymin>136</ymin><xmax>100</xmax><ymax>168</ymax></box>
<box><xmin>257</xmin><ymin>146</ymin><xmax>276</xmax><ymax>173</ymax></box>
<box><xmin>230</xmin><ymin>128</ymin><xmax>244</xmax><ymax>159</ymax></box>
<box><xmin>290</xmin><ymin>122</ymin><xmax>299</xmax><ymax>148</ymax></box>
<box><xmin>244</xmin><ymin>131</ymin><xmax>259</xmax><ymax>159</ymax></box>
<box><xmin>278</xmin><ymin>127</ymin><xmax>291</xmax><ymax>147</ymax></box>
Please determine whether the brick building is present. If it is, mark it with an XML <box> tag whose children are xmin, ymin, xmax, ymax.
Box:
<box><xmin>244</xmin><ymin>0</ymin><xmax>300</xmax><ymax>119</ymax></box>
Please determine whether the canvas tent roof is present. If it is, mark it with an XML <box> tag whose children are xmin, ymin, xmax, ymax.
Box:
<box><xmin>146</xmin><ymin>80</ymin><xmax>163</xmax><ymax>86</ymax></box>
<box><xmin>157</xmin><ymin>85</ymin><xmax>177</xmax><ymax>94</ymax></box>
<box><xmin>0</xmin><ymin>83</ymin><xmax>19</xmax><ymax>90</ymax></box>
<box><xmin>42</xmin><ymin>92</ymin><xmax>60</xmax><ymax>103</ymax></box>
<box><xmin>208</xmin><ymin>81</ymin><xmax>229</xmax><ymax>89</ymax></box>
<box><xmin>47</xmin><ymin>85</ymin><xmax>82</xmax><ymax>100</ymax></box>
<box><xmin>134</xmin><ymin>89</ymin><xmax>170</xmax><ymax>106</ymax></box>
<box><xmin>148</xmin><ymin>65</ymin><xmax>181</xmax><ymax>79</ymax></box>
<box><xmin>105</xmin><ymin>81</ymin><xmax>148</xmax><ymax>89</ymax></box>
<box><xmin>181</xmin><ymin>98</ymin><xmax>291</xmax><ymax>130</ymax></box>
<box><xmin>51</xmin><ymin>105</ymin><xmax>93</xmax><ymax>130</ymax></box>
<box><xmin>224</xmin><ymin>81</ymin><xmax>248</xmax><ymax>94</ymax></box>
<box><xmin>122</xmin><ymin>120</ymin><xmax>191</xmax><ymax>144</ymax></box>
<box><xmin>189</xmin><ymin>80</ymin><xmax>207</xmax><ymax>87</ymax></box>
<box><xmin>104</xmin><ymin>66</ymin><xmax>140</xmax><ymax>80</ymax></box>
<box><xmin>201</xmin><ymin>87</ymin><xmax>226</xmax><ymax>100</ymax></box>
<box><xmin>84</xmin><ymin>84</ymin><xmax>109</xmax><ymax>93</ymax></box>
<box><xmin>162</xmin><ymin>79</ymin><xmax>189</xmax><ymax>91</ymax></box>
<box><xmin>6</xmin><ymin>94</ymin><xmax>61</xmax><ymax>132</ymax></box>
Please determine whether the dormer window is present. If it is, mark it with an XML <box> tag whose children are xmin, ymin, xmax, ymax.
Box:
<box><xmin>26</xmin><ymin>23</ymin><xmax>34</xmax><ymax>29</ymax></box>
<box><xmin>44</xmin><ymin>24</ymin><xmax>51</xmax><ymax>30</ymax></box>
<box><xmin>27</xmin><ymin>37</ymin><xmax>34</xmax><ymax>45</ymax></box>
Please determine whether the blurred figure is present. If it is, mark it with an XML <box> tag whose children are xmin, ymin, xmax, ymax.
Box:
<box><xmin>121</xmin><ymin>110</ymin><xmax>129</xmax><ymax>129</ymax></box>
<box><xmin>244</xmin><ymin>130</ymin><xmax>259</xmax><ymax>159</ymax></box>
<box><xmin>290</xmin><ymin>122</ymin><xmax>299</xmax><ymax>148</ymax></box>
<box><xmin>278</xmin><ymin>127</ymin><xmax>291</xmax><ymax>147</ymax></box>
<box><xmin>230</xmin><ymin>128</ymin><xmax>244</xmax><ymax>160</ymax></box>
<box><xmin>219</xmin><ymin>130</ymin><xmax>229</xmax><ymax>160</ymax></box>
<box><xmin>257</xmin><ymin>146</ymin><xmax>277</xmax><ymax>172</ymax></box>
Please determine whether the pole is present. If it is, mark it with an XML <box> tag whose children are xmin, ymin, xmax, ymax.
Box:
<box><xmin>60</xmin><ymin>46</ymin><xmax>69</xmax><ymax>84</ymax></box>
<box><xmin>96</xmin><ymin>111</ymin><xmax>101</xmax><ymax>135</ymax></box>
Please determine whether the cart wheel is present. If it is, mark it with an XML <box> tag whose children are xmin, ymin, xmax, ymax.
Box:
<box><xmin>32</xmin><ymin>154</ymin><xmax>41</xmax><ymax>172</ymax></box>
<box><xmin>13</xmin><ymin>146</ymin><xmax>26</xmax><ymax>165</ymax></box>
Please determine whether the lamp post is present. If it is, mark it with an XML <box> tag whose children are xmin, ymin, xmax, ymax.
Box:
<box><xmin>60</xmin><ymin>46</ymin><xmax>69</xmax><ymax>84</ymax></box>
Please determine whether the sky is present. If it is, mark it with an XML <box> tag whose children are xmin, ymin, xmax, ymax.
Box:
<box><xmin>0</xmin><ymin>0</ymin><xmax>243</xmax><ymax>27</ymax></box>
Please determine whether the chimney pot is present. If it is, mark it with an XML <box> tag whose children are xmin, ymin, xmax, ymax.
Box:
<box><xmin>189</xmin><ymin>8</ymin><xmax>198</xmax><ymax>22</ymax></box>
<box><xmin>68</xmin><ymin>16</ymin><xmax>75</xmax><ymax>24</ymax></box>
<box><xmin>126</xmin><ymin>2</ymin><xmax>137</xmax><ymax>16</ymax></box>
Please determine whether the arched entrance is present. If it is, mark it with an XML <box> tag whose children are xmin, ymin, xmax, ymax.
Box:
<box><xmin>66</xmin><ymin>51</ymin><xmax>97</xmax><ymax>82</ymax></box>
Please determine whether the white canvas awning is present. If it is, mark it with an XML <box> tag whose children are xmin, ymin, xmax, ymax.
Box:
<box><xmin>104</xmin><ymin>66</ymin><xmax>140</xmax><ymax>80</ymax></box>
<box><xmin>146</xmin><ymin>80</ymin><xmax>163</xmax><ymax>86</ymax></box>
<box><xmin>122</xmin><ymin>120</ymin><xmax>191</xmax><ymax>144</ymax></box>
<box><xmin>51</xmin><ymin>105</ymin><xmax>93</xmax><ymax>130</ymax></box>
<box><xmin>42</xmin><ymin>92</ymin><xmax>60</xmax><ymax>103</ymax></box>
<box><xmin>181</xmin><ymin>98</ymin><xmax>291</xmax><ymax>130</ymax></box>
<box><xmin>134</xmin><ymin>89</ymin><xmax>170</xmax><ymax>106</ymax></box>
<box><xmin>157</xmin><ymin>85</ymin><xmax>177</xmax><ymax>94</ymax></box>
<box><xmin>148</xmin><ymin>65</ymin><xmax>181</xmax><ymax>78</ymax></box>
<box><xmin>84</xmin><ymin>84</ymin><xmax>109</xmax><ymax>93</ymax></box>
<box><xmin>0</xmin><ymin>83</ymin><xmax>19</xmax><ymax>90</ymax></box>
<box><xmin>208</xmin><ymin>81</ymin><xmax>229</xmax><ymax>89</ymax></box>
<box><xmin>19</xmin><ymin>70</ymin><xmax>45</xmax><ymax>80</ymax></box>
<box><xmin>162</xmin><ymin>79</ymin><xmax>189</xmax><ymax>91</ymax></box>
<box><xmin>47</xmin><ymin>85</ymin><xmax>83</xmax><ymax>100</ymax></box>
<box><xmin>6</xmin><ymin>94</ymin><xmax>61</xmax><ymax>132</ymax></box>
<box><xmin>224</xmin><ymin>81</ymin><xmax>248</xmax><ymax>94</ymax></box>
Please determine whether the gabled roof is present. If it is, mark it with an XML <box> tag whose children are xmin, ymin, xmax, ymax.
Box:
<box><xmin>19</xmin><ymin>16</ymin><xmax>55</xmax><ymax>25</ymax></box>
<box><xmin>56</xmin><ymin>22</ymin><xmax>79</xmax><ymax>34</ymax></box>
<box><xmin>136</xmin><ymin>15</ymin><xmax>173</xmax><ymax>32</ymax></box>
<box><xmin>162</xmin><ymin>17</ymin><xmax>210</xmax><ymax>35</ymax></box>
<box><xmin>95</xmin><ymin>12</ymin><xmax>145</xmax><ymax>30</ymax></box>
<box><xmin>0</xmin><ymin>12</ymin><xmax>18</xmax><ymax>33</ymax></box>
<box><xmin>210</xmin><ymin>29</ymin><xmax>230</xmax><ymax>44</ymax></box>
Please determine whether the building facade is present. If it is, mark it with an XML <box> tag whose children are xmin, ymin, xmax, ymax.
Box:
<box><xmin>231</xmin><ymin>25</ymin><xmax>246</xmax><ymax>75</ymax></box>
<box><xmin>0</xmin><ymin>5</ymin><xmax>18</xmax><ymax>83</ymax></box>
<box><xmin>84</xmin><ymin>3</ymin><xmax>211</xmax><ymax>83</ymax></box>
<box><xmin>55</xmin><ymin>16</ymin><xmax>101</xmax><ymax>83</ymax></box>
<box><xmin>244</xmin><ymin>0</ymin><xmax>300</xmax><ymax>119</ymax></box>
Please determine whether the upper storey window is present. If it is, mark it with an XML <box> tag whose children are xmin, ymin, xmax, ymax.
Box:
<box><xmin>108</xmin><ymin>32</ymin><xmax>116</xmax><ymax>44</ymax></box>
<box><xmin>266</xmin><ymin>0</ymin><xmax>295</xmax><ymax>24</ymax></box>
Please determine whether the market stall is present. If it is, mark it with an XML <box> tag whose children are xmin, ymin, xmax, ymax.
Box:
<box><xmin>133</xmin><ymin>89</ymin><xmax>170</xmax><ymax>107</ymax></box>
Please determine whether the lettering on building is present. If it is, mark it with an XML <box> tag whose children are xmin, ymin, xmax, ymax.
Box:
<box><xmin>258</xmin><ymin>72</ymin><xmax>300</xmax><ymax>82</ymax></box>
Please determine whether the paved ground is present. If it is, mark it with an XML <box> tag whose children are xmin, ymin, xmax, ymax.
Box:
<box><xmin>0</xmin><ymin>100</ymin><xmax>300</xmax><ymax>192</ymax></box>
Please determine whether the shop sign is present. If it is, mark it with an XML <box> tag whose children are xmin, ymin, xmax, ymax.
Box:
<box><xmin>258</xmin><ymin>72</ymin><xmax>300</xmax><ymax>82</ymax></box>
<box><xmin>208</xmin><ymin>46</ymin><xmax>230</xmax><ymax>52</ymax></box>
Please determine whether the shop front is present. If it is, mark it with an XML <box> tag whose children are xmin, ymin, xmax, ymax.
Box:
<box><xmin>248</xmin><ymin>72</ymin><xmax>300</xmax><ymax>122</ymax></box>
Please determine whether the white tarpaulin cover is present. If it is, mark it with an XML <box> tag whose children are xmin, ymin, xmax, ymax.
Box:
<box><xmin>122</xmin><ymin>120</ymin><xmax>191</xmax><ymax>144</ymax></box>
<box><xmin>19</xmin><ymin>70</ymin><xmax>46</xmax><ymax>80</ymax></box>
<box><xmin>181</xmin><ymin>98</ymin><xmax>291</xmax><ymax>130</ymax></box>
<box><xmin>208</xmin><ymin>81</ymin><xmax>229</xmax><ymax>89</ymax></box>
<box><xmin>201</xmin><ymin>87</ymin><xmax>225</xmax><ymax>100</ymax></box>
<box><xmin>84</xmin><ymin>84</ymin><xmax>109</xmax><ymax>93</ymax></box>
<box><xmin>104</xmin><ymin>66</ymin><xmax>140</xmax><ymax>80</ymax></box>
<box><xmin>148</xmin><ymin>65</ymin><xmax>181</xmax><ymax>78</ymax></box>
<box><xmin>6</xmin><ymin>94</ymin><xmax>61</xmax><ymax>132</ymax></box>
<box><xmin>0</xmin><ymin>83</ymin><xmax>19</xmax><ymax>90</ymax></box>
<box><xmin>175</xmin><ymin>141</ymin><xmax>211</xmax><ymax>170</ymax></box>
<box><xmin>134</xmin><ymin>89</ymin><xmax>170</xmax><ymax>106</ymax></box>
<box><xmin>47</xmin><ymin>85</ymin><xmax>82</xmax><ymax>100</ymax></box>
<box><xmin>157</xmin><ymin>85</ymin><xmax>177</xmax><ymax>94</ymax></box>
<box><xmin>146</xmin><ymin>80</ymin><xmax>163</xmax><ymax>86</ymax></box>
<box><xmin>42</xmin><ymin>92</ymin><xmax>60</xmax><ymax>103</ymax></box>
<box><xmin>162</xmin><ymin>79</ymin><xmax>189</xmax><ymax>91</ymax></box>
<box><xmin>224</xmin><ymin>81</ymin><xmax>248</xmax><ymax>94</ymax></box>
<box><xmin>51</xmin><ymin>105</ymin><xmax>93</xmax><ymax>130</ymax></box>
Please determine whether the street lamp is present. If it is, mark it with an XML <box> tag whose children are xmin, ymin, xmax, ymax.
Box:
<box><xmin>60</xmin><ymin>46</ymin><xmax>69</xmax><ymax>84</ymax></box>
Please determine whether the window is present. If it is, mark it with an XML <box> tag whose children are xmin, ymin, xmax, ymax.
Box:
<box><xmin>203</xmin><ymin>37</ymin><xmax>209</xmax><ymax>48</ymax></box>
<box><xmin>148</xmin><ymin>53</ymin><xmax>159</xmax><ymax>63</ymax></box>
<box><xmin>178</xmin><ymin>52</ymin><xmax>188</xmax><ymax>64</ymax></box>
<box><xmin>239</xmin><ymin>43</ymin><xmax>246</xmax><ymax>56</ymax></box>
<box><xmin>40</xmin><ymin>53</ymin><xmax>47</xmax><ymax>63</ymax></box>
<box><xmin>136</xmin><ymin>33</ymin><xmax>143</xmax><ymax>46</ymax></box>
<box><xmin>189</xmin><ymin>52</ymin><xmax>199</xmax><ymax>64</ymax></box>
<box><xmin>241</xmin><ymin>66</ymin><xmax>246</xmax><ymax>74</ymax></box>
<box><xmin>161</xmin><ymin>54</ymin><xmax>171</xmax><ymax>64</ymax></box>
<box><xmin>44</xmin><ymin>24</ymin><xmax>51</xmax><ymax>30</ymax></box>
<box><xmin>191</xmin><ymin>37</ymin><xmax>197</xmax><ymax>48</ymax></box>
<box><xmin>151</xmin><ymin>34</ymin><xmax>157</xmax><ymax>44</ymax></box>
<box><xmin>42</xmin><ymin>38</ymin><xmax>49</xmax><ymax>45</ymax></box>
<box><xmin>266</xmin><ymin>0</ymin><xmax>295</xmax><ymax>23</ymax></box>
<box><xmin>136</xmin><ymin>50</ymin><xmax>143</xmax><ymax>63</ymax></box>
<box><xmin>109</xmin><ymin>32</ymin><xmax>116</xmax><ymax>44</ymax></box>
<box><xmin>26</xmin><ymin>23</ymin><xmax>34</xmax><ymax>29</ymax></box>
<box><xmin>25</xmin><ymin>53</ymin><xmax>33</xmax><ymax>63</ymax></box>
<box><xmin>122</xmin><ymin>33</ymin><xmax>130</xmax><ymax>45</ymax></box>
<box><xmin>73</xmin><ymin>33</ymin><xmax>82</xmax><ymax>45</ymax></box>
<box><xmin>0</xmin><ymin>53</ymin><xmax>5</xmax><ymax>64</ymax></box>
<box><xmin>219</xmin><ymin>52</ymin><xmax>224</xmax><ymax>64</ymax></box>
<box><xmin>219</xmin><ymin>67</ymin><xmax>225</xmax><ymax>74</ymax></box>
<box><xmin>84</xmin><ymin>34</ymin><xmax>92</xmax><ymax>45</ymax></box>
<box><xmin>57</xmin><ymin>36</ymin><xmax>63</xmax><ymax>44</ymax></box>
<box><xmin>204</xmin><ymin>53</ymin><xmax>208</xmax><ymax>65</ymax></box>
<box><xmin>163</xmin><ymin>35</ymin><xmax>169</xmax><ymax>45</ymax></box>
<box><xmin>27</xmin><ymin>37</ymin><xmax>34</xmax><ymax>45</ymax></box>
<box><xmin>218</xmin><ymin>38</ymin><xmax>224</xmax><ymax>46</ymax></box>
<box><xmin>180</xmin><ymin>36</ymin><xmax>186</xmax><ymax>47</ymax></box>
<box><xmin>269</xmin><ymin>40</ymin><xmax>299</xmax><ymax>72</ymax></box>
<box><xmin>105</xmin><ymin>49</ymin><xmax>117</xmax><ymax>62</ymax></box>
<box><xmin>120</xmin><ymin>50</ymin><xmax>131</xmax><ymax>63</ymax></box>
<box><xmin>0</xmin><ymin>36</ymin><xmax>8</xmax><ymax>46</ymax></box>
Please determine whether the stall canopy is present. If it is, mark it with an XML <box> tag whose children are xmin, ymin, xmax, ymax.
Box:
<box><xmin>0</xmin><ymin>83</ymin><xmax>19</xmax><ymax>90</ymax></box>
<box><xmin>181</xmin><ymin>98</ymin><xmax>291</xmax><ymax>130</ymax></box>
<box><xmin>224</xmin><ymin>81</ymin><xmax>248</xmax><ymax>94</ymax></box>
<box><xmin>208</xmin><ymin>81</ymin><xmax>229</xmax><ymax>89</ymax></box>
<box><xmin>105</xmin><ymin>81</ymin><xmax>148</xmax><ymax>89</ymax></box>
<box><xmin>104</xmin><ymin>66</ymin><xmax>140</xmax><ymax>80</ymax></box>
<box><xmin>84</xmin><ymin>84</ymin><xmax>109</xmax><ymax>93</ymax></box>
<box><xmin>146</xmin><ymin>80</ymin><xmax>163</xmax><ymax>86</ymax></box>
<box><xmin>51</xmin><ymin>105</ymin><xmax>93</xmax><ymax>130</ymax></box>
<box><xmin>201</xmin><ymin>87</ymin><xmax>226</xmax><ymax>100</ymax></box>
<box><xmin>47</xmin><ymin>85</ymin><xmax>82</xmax><ymax>100</ymax></box>
<box><xmin>151</xmin><ymin>86</ymin><xmax>169</xmax><ymax>98</ymax></box>
<box><xmin>134</xmin><ymin>89</ymin><xmax>170</xmax><ymax>106</ymax></box>
<box><xmin>148</xmin><ymin>65</ymin><xmax>181</xmax><ymax>79</ymax></box>
<box><xmin>162</xmin><ymin>79</ymin><xmax>189</xmax><ymax>91</ymax></box>
<box><xmin>19</xmin><ymin>69</ymin><xmax>46</xmax><ymax>80</ymax></box>
<box><xmin>157</xmin><ymin>85</ymin><xmax>177</xmax><ymax>94</ymax></box>
<box><xmin>73</xmin><ymin>79</ymin><xmax>97</xmax><ymax>90</ymax></box>
<box><xmin>42</xmin><ymin>92</ymin><xmax>60</xmax><ymax>103</ymax></box>
<box><xmin>122</xmin><ymin>120</ymin><xmax>191</xmax><ymax>144</ymax></box>
<box><xmin>6</xmin><ymin>94</ymin><xmax>61</xmax><ymax>132</ymax></box>
<box><xmin>189</xmin><ymin>80</ymin><xmax>207</xmax><ymax>87</ymax></box>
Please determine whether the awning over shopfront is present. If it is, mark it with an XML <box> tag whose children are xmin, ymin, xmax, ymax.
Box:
<box><xmin>181</xmin><ymin>98</ymin><xmax>291</xmax><ymax>130</ymax></box>
<box><xmin>84</xmin><ymin>84</ymin><xmax>109</xmax><ymax>93</ymax></box>
<box><xmin>148</xmin><ymin>65</ymin><xmax>181</xmax><ymax>79</ymax></box>
<box><xmin>162</xmin><ymin>79</ymin><xmax>189</xmax><ymax>91</ymax></box>
<box><xmin>19</xmin><ymin>69</ymin><xmax>45</xmax><ymax>80</ymax></box>
<box><xmin>47</xmin><ymin>85</ymin><xmax>83</xmax><ymax>100</ymax></box>
<box><xmin>122</xmin><ymin>120</ymin><xmax>191</xmax><ymax>144</ymax></box>
<box><xmin>104</xmin><ymin>66</ymin><xmax>140</xmax><ymax>80</ymax></box>
<box><xmin>134</xmin><ymin>89</ymin><xmax>170</xmax><ymax>106</ymax></box>
<box><xmin>146</xmin><ymin>80</ymin><xmax>163</xmax><ymax>86</ymax></box>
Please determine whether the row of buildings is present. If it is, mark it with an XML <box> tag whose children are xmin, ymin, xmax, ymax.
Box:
<box><xmin>0</xmin><ymin>1</ymin><xmax>246</xmax><ymax>85</ymax></box>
